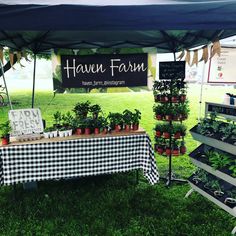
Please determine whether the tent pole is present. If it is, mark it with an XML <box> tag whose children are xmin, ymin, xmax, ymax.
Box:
<box><xmin>198</xmin><ymin>59</ymin><xmax>206</xmax><ymax>121</ymax></box>
<box><xmin>31</xmin><ymin>54</ymin><xmax>37</xmax><ymax>108</ymax></box>
<box><xmin>0</xmin><ymin>60</ymin><xmax>12</xmax><ymax>109</ymax></box>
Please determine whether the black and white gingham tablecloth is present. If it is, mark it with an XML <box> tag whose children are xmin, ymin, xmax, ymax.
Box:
<box><xmin>0</xmin><ymin>134</ymin><xmax>159</xmax><ymax>185</ymax></box>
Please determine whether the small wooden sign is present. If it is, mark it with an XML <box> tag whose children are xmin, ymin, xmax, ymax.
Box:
<box><xmin>159</xmin><ymin>61</ymin><xmax>185</xmax><ymax>80</ymax></box>
<box><xmin>8</xmin><ymin>108</ymin><xmax>44</xmax><ymax>136</ymax></box>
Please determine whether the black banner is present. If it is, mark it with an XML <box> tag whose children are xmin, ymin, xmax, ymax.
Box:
<box><xmin>159</xmin><ymin>61</ymin><xmax>185</xmax><ymax>80</ymax></box>
<box><xmin>61</xmin><ymin>54</ymin><xmax>148</xmax><ymax>88</ymax></box>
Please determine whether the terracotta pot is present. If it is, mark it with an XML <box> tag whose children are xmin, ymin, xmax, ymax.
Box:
<box><xmin>76</xmin><ymin>128</ymin><xmax>84</xmax><ymax>135</ymax></box>
<box><xmin>156</xmin><ymin>114</ymin><xmax>162</xmax><ymax>120</ymax></box>
<box><xmin>94</xmin><ymin>128</ymin><xmax>100</xmax><ymax>135</ymax></box>
<box><xmin>1</xmin><ymin>137</ymin><xmax>9</xmax><ymax>145</ymax></box>
<box><xmin>174</xmin><ymin>132</ymin><xmax>181</xmax><ymax>139</ymax></box>
<box><xmin>84</xmin><ymin>128</ymin><xmax>91</xmax><ymax>135</ymax></box>
<box><xmin>179</xmin><ymin>94</ymin><xmax>186</xmax><ymax>102</ymax></box>
<box><xmin>115</xmin><ymin>125</ymin><xmax>120</xmax><ymax>132</ymax></box>
<box><xmin>125</xmin><ymin>124</ymin><xmax>131</xmax><ymax>132</ymax></box>
<box><xmin>163</xmin><ymin>132</ymin><xmax>170</xmax><ymax>139</ymax></box>
<box><xmin>102</xmin><ymin>128</ymin><xmax>108</xmax><ymax>134</ymax></box>
<box><xmin>165</xmin><ymin>115</ymin><xmax>172</xmax><ymax>121</ymax></box>
<box><xmin>160</xmin><ymin>96</ymin><xmax>169</xmax><ymax>102</ymax></box>
<box><xmin>157</xmin><ymin>147</ymin><xmax>164</xmax><ymax>155</ymax></box>
<box><xmin>171</xmin><ymin>96</ymin><xmax>178</xmax><ymax>103</ymax></box>
<box><xmin>172</xmin><ymin>149</ymin><xmax>180</xmax><ymax>156</ymax></box>
<box><xmin>179</xmin><ymin>114</ymin><xmax>187</xmax><ymax>121</ymax></box>
<box><xmin>173</xmin><ymin>115</ymin><xmax>179</xmax><ymax>121</ymax></box>
<box><xmin>155</xmin><ymin>130</ymin><xmax>162</xmax><ymax>137</ymax></box>
<box><xmin>132</xmin><ymin>124</ymin><xmax>139</xmax><ymax>131</ymax></box>
<box><xmin>165</xmin><ymin>148</ymin><xmax>171</xmax><ymax>155</ymax></box>
<box><xmin>180</xmin><ymin>146</ymin><xmax>187</xmax><ymax>154</ymax></box>
<box><xmin>154</xmin><ymin>95</ymin><xmax>161</xmax><ymax>102</ymax></box>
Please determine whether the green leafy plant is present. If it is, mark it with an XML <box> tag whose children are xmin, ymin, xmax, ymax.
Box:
<box><xmin>208</xmin><ymin>151</ymin><xmax>231</xmax><ymax>170</ymax></box>
<box><xmin>107</xmin><ymin>112</ymin><xmax>123</xmax><ymax>128</ymax></box>
<box><xmin>89</xmin><ymin>104</ymin><xmax>102</xmax><ymax>118</ymax></box>
<box><xmin>229</xmin><ymin>160</ymin><xmax>236</xmax><ymax>177</ymax></box>
<box><xmin>123</xmin><ymin>109</ymin><xmax>133</xmax><ymax>125</ymax></box>
<box><xmin>62</xmin><ymin>112</ymin><xmax>74</xmax><ymax>128</ymax></box>
<box><xmin>44</xmin><ymin>126</ymin><xmax>56</xmax><ymax>132</ymax></box>
<box><xmin>73</xmin><ymin>101</ymin><xmax>91</xmax><ymax>118</ymax></box>
<box><xmin>0</xmin><ymin>121</ymin><xmax>11</xmax><ymax>138</ymax></box>
<box><xmin>53</xmin><ymin>111</ymin><xmax>62</xmax><ymax>126</ymax></box>
<box><xmin>132</xmin><ymin>109</ymin><xmax>141</xmax><ymax>125</ymax></box>
<box><xmin>219</xmin><ymin>123</ymin><xmax>235</xmax><ymax>140</ymax></box>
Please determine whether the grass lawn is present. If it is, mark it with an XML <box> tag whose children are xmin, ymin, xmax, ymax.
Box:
<box><xmin>0</xmin><ymin>84</ymin><xmax>235</xmax><ymax>235</ymax></box>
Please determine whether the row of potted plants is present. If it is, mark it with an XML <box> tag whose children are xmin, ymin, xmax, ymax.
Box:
<box><xmin>153</xmin><ymin>79</ymin><xmax>187</xmax><ymax>103</ymax></box>
<box><xmin>189</xmin><ymin>169</ymin><xmax>236</xmax><ymax>208</ymax></box>
<box><xmin>43</xmin><ymin>105</ymin><xmax>142</xmax><ymax>138</ymax></box>
<box><xmin>154</xmin><ymin>138</ymin><xmax>186</xmax><ymax>156</ymax></box>
<box><xmin>153</xmin><ymin>102</ymin><xmax>190</xmax><ymax>121</ymax></box>
<box><xmin>154</xmin><ymin>123</ymin><xmax>186</xmax><ymax>139</ymax></box>
<box><xmin>191</xmin><ymin>111</ymin><xmax>236</xmax><ymax>145</ymax></box>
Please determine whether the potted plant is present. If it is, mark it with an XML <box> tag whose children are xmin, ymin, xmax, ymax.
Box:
<box><xmin>131</xmin><ymin>109</ymin><xmax>141</xmax><ymax>130</ymax></box>
<box><xmin>107</xmin><ymin>112</ymin><xmax>123</xmax><ymax>132</ymax></box>
<box><xmin>178</xmin><ymin>101</ymin><xmax>190</xmax><ymax>120</ymax></box>
<box><xmin>209</xmin><ymin>151</ymin><xmax>231</xmax><ymax>170</ymax></box>
<box><xmin>44</xmin><ymin>126</ymin><xmax>58</xmax><ymax>138</ymax></box>
<box><xmin>89</xmin><ymin>104</ymin><xmax>102</xmax><ymax>119</ymax></box>
<box><xmin>153</xmin><ymin>105</ymin><xmax>163</xmax><ymax>120</ymax></box>
<box><xmin>53</xmin><ymin>111</ymin><xmax>62</xmax><ymax>129</ymax></box>
<box><xmin>93</xmin><ymin>116</ymin><xmax>104</xmax><ymax>134</ymax></box>
<box><xmin>75</xmin><ymin>118</ymin><xmax>85</xmax><ymax>135</ymax></box>
<box><xmin>163</xmin><ymin>105</ymin><xmax>172</xmax><ymax>121</ymax></box>
<box><xmin>225</xmin><ymin>190</ymin><xmax>236</xmax><ymax>208</ymax></box>
<box><xmin>0</xmin><ymin>121</ymin><xmax>11</xmax><ymax>145</ymax></box>
<box><xmin>172</xmin><ymin>140</ymin><xmax>180</xmax><ymax>156</ymax></box>
<box><xmin>171</xmin><ymin>88</ymin><xmax>179</xmax><ymax>103</ymax></box>
<box><xmin>100</xmin><ymin>117</ymin><xmax>109</xmax><ymax>134</ymax></box>
<box><xmin>179</xmin><ymin>78</ymin><xmax>187</xmax><ymax>102</ymax></box>
<box><xmin>83</xmin><ymin>117</ymin><xmax>93</xmax><ymax>135</ymax></box>
<box><xmin>123</xmin><ymin>109</ymin><xmax>133</xmax><ymax>131</ymax></box>
<box><xmin>154</xmin><ymin>124</ymin><xmax>163</xmax><ymax>137</ymax></box>
<box><xmin>58</xmin><ymin>126</ymin><xmax>72</xmax><ymax>137</ymax></box>
<box><xmin>162</xmin><ymin>124</ymin><xmax>171</xmax><ymax>139</ymax></box>
<box><xmin>180</xmin><ymin>141</ymin><xmax>187</xmax><ymax>154</ymax></box>
<box><xmin>73</xmin><ymin>101</ymin><xmax>91</xmax><ymax>118</ymax></box>
<box><xmin>165</xmin><ymin>146</ymin><xmax>172</xmax><ymax>156</ymax></box>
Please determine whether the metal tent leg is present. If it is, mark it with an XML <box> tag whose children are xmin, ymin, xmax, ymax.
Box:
<box><xmin>232</xmin><ymin>226</ymin><xmax>236</xmax><ymax>235</ymax></box>
<box><xmin>185</xmin><ymin>188</ymin><xmax>194</xmax><ymax>198</ymax></box>
<box><xmin>0</xmin><ymin>61</ymin><xmax>12</xmax><ymax>109</ymax></box>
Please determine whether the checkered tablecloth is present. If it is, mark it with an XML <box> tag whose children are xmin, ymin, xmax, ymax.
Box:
<box><xmin>0</xmin><ymin>134</ymin><xmax>159</xmax><ymax>186</ymax></box>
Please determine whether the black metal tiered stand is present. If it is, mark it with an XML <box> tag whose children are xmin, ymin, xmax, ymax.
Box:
<box><xmin>154</xmin><ymin>61</ymin><xmax>188</xmax><ymax>187</ymax></box>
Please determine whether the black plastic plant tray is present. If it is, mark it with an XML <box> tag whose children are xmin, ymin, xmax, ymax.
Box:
<box><xmin>189</xmin><ymin>144</ymin><xmax>236</xmax><ymax>186</ymax></box>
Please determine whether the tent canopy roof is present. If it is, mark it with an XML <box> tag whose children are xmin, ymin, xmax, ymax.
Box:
<box><xmin>0</xmin><ymin>1</ymin><xmax>236</xmax><ymax>53</ymax></box>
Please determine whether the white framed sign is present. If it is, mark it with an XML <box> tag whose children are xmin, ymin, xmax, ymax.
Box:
<box><xmin>8</xmin><ymin>108</ymin><xmax>44</xmax><ymax>136</ymax></box>
<box><xmin>208</xmin><ymin>47</ymin><xmax>236</xmax><ymax>84</ymax></box>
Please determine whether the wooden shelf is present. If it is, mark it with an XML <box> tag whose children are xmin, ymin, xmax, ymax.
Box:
<box><xmin>190</xmin><ymin>128</ymin><xmax>236</xmax><ymax>156</ymax></box>
<box><xmin>188</xmin><ymin>181</ymin><xmax>236</xmax><ymax>217</ymax></box>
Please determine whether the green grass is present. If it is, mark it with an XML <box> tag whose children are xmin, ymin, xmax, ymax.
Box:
<box><xmin>0</xmin><ymin>84</ymin><xmax>235</xmax><ymax>235</ymax></box>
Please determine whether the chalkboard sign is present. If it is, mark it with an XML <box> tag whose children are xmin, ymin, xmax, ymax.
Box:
<box><xmin>159</xmin><ymin>61</ymin><xmax>185</xmax><ymax>80</ymax></box>
<box><xmin>205</xmin><ymin>102</ymin><xmax>236</xmax><ymax>121</ymax></box>
<box><xmin>61</xmin><ymin>54</ymin><xmax>148</xmax><ymax>88</ymax></box>
<box><xmin>8</xmin><ymin>108</ymin><xmax>44</xmax><ymax>136</ymax></box>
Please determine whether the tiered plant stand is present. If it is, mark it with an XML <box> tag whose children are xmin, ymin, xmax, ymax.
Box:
<box><xmin>186</xmin><ymin>102</ymin><xmax>236</xmax><ymax>235</ymax></box>
<box><xmin>153</xmin><ymin>63</ymin><xmax>188</xmax><ymax>186</ymax></box>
